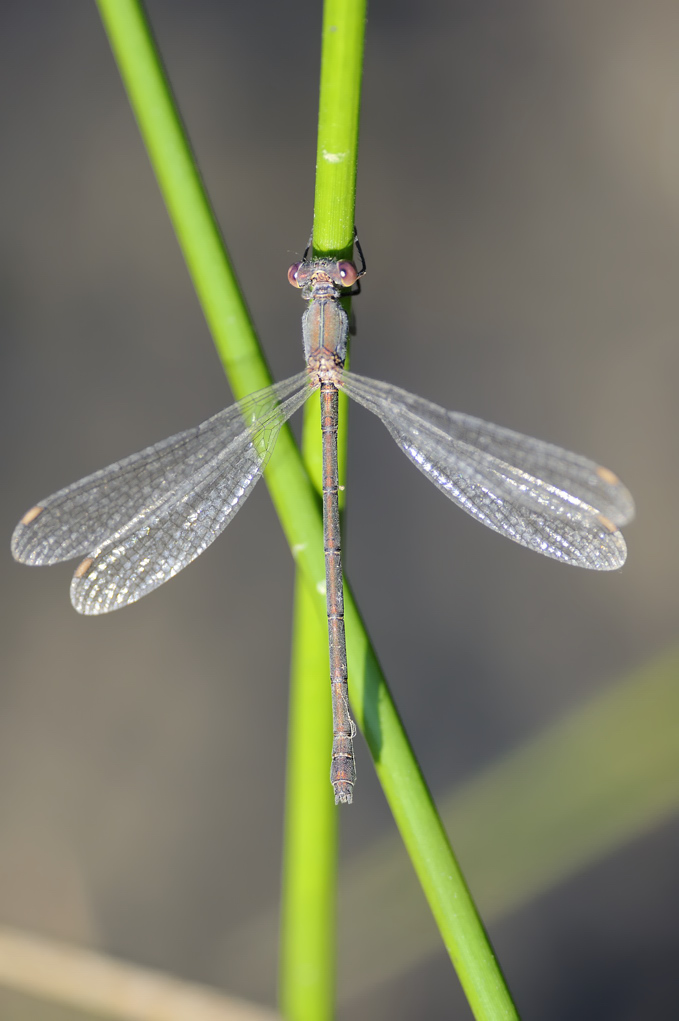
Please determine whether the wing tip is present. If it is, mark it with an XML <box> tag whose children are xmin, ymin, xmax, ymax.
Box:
<box><xmin>597</xmin><ymin>525</ymin><xmax>628</xmax><ymax>571</ymax></box>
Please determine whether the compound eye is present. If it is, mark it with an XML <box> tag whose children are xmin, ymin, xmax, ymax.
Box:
<box><xmin>337</xmin><ymin>261</ymin><xmax>359</xmax><ymax>288</ymax></box>
<box><xmin>287</xmin><ymin>262</ymin><xmax>303</xmax><ymax>287</ymax></box>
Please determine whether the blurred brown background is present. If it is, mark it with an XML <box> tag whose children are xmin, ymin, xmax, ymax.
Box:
<box><xmin>2</xmin><ymin>1</ymin><xmax>678</xmax><ymax>1018</ymax></box>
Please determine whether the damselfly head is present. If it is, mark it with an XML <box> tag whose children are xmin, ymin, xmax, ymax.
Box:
<box><xmin>287</xmin><ymin>257</ymin><xmax>360</xmax><ymax>297</ymax></box>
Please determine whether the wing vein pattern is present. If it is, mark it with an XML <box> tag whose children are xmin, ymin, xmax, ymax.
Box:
<box><xmin>341</xmin><ymin>371</ymin><xmax>634</xmax><ymax>570</ymax></box>
<box><xmin>12</xmin><ymin>372</ymin><xmax>314</xmax><ymax>613</ymax></box>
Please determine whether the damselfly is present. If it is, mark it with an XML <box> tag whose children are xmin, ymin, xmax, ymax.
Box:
<box><xmin>11</xmin><ymin>237</ymin><xmax>635</xmax><ymax>803</ymax></box>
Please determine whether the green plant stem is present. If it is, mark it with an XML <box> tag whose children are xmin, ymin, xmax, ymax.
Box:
<box><xmin>280</xmin><ymin>2</ymin><xmax>365</xmax><ymax>1018</ymax></box>
<box><xmin>96</xmin><ymin>1</ymin><xmax>518</xmax><ymax>1017</ymax></box>
<box><xmin>280</xmin><ymin>574</ymin><xmax>338</xmax><ymax>1021</ymax></box>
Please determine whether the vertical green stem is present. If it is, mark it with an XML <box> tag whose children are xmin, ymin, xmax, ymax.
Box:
<box><xmin>280</xmin><ymin>574</ymin><xmax>338</xmax><ymax>1021</ymax></box>
<box><xmin>312</xmin><ymin>0</ymin><xmax>366</xmax><ymax>256</ymax></box>
<box><xmin>280</xmin><ymin>4</ymin><xmax>365</xmax><ymax>1018</ymax></box>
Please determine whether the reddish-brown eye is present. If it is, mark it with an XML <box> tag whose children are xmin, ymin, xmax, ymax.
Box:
<box><xmin>337</xmin><ymin>261</ymin><xmax>358</xmax><ymax>287</ymax></box>
<box><xmin>287</xmin><ymin>262</ymin><xmax>302</xmax><ymax>287</ymax></box>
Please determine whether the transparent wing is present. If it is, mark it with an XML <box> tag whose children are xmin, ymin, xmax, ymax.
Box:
<box><xmin>341</xmin><ymin>371</ymin><xmax>634</xmax><ymax>570</ymax></box>
<box><xmin>12</xmin><ymin>372</ymin><xmax>314</xmax><ymax>613</ymax></box>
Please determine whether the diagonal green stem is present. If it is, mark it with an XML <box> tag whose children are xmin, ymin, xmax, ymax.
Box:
<box><xmin>95</xmin><ymin>1</ymin><xmax>519</xmax><ymax>1018</ymax></box>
